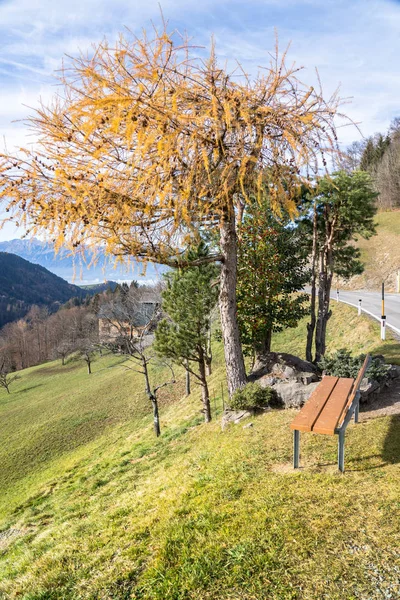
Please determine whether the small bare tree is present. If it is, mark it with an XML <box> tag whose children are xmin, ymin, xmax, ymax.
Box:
<box><xmin>56</xmin><ymin>340</ymin><xmax>72</xmax><ymax>365</ymax></box>
<box><xmin>76</xmin><ymin>340</ymin><xmax>96</xmax><ymax>374</ymax></box>
<box><xmin>99</xmin><ymin>286</ymin><xmax>174</xmax><ymax>436</ymax></box>
<box><xmin>0</xmin><ymin>355</ymin><xmax>20</xmax><ymax>394</ymax></box>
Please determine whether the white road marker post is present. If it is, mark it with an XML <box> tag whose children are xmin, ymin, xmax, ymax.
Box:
<box><xmin>336</xmin><ymin>288</ymin><xmax>339</xmax><ymax>303</ymax></box>
<box><xmin>381</xmin><ymin>316</ymin><xmax>386</xmax><ymax>340</ymax></box>
<box><xmin>358</xmin><ymin>298</ymin><xmax>362</xmax><ymax>316</ymax></box>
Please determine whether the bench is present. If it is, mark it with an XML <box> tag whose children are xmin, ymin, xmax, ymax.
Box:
<box><xmin>290</xmin><ymin>355</ymin><xmax>371</xmax><ymax>472</ymax></box>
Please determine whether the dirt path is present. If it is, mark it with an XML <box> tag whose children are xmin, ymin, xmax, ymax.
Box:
<box><xmin>360</xmin><ymin>376</ymin><xmax>400</xmax><ymax>420</ymax></box>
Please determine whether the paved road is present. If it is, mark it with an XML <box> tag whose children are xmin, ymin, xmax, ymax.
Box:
<box><xmin>332</xmin><ymin>290</ymin><xmax>400</xmax><ymax>337</ymax></box>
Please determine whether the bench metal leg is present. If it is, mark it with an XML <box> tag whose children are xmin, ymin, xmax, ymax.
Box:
<box><xmin>338</xmin><ymin>430</ymin><xmax>345</xmax><ymax>472</ymax></box>
<box><xmin>354</xmin><ymin>400</ymin><xmax>359</xmax><ymax>424</ymax></box>
<box><xmin>293</xmin><ymin>430</ymin><xmax>300</xmax><ymax>469</ymax></box>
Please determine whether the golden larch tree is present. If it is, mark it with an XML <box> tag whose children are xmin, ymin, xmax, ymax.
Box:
<box><xmin>0</xmin><ymin>25</ymin><xmax>344</xmax><ymax>396</ymax></box>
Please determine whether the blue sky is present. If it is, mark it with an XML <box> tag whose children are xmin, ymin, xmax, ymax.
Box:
<box><xmin>1</xmin><ymin>0</ymin><xmax>400</xmax><ymax>240</ymax></box>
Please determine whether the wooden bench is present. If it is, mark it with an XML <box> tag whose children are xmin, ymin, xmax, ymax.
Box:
<box><xmin>290</xmin><ymin>355</ymin><xmax>371</xmax><ymax>472</ymax></box>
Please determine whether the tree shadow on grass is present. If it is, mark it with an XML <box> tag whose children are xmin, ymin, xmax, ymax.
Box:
<box><xmin>20</xmin><ymin>384</ymin><xmax>43</xmax><ymax>394</ymax></box>
<box><xmin>346</xmin><ymin>416</ymin><xmax>400</xmax><ymax>471</ymax></box>
<box><xmin>371</xmin><ymin>341</ymin><xmax>400</xmax><ymax>365</ymax></box>
<box><xmin>382</xmin><ymin>415</ymin><xmax>400</xmax><ymax>464</ymax></box>
<box><xmin>314</xmin><ymin>416</ymin><xmax>400</xmax><ymax>472</ymax></box>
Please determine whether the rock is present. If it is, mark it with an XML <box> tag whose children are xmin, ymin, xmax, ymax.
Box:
<box><xmin>373</xmin><ymin>354</ymin><xmax>385</xmax><ymax>364</ymax></box>
<box><xmin>248</xmin><ymin>352</ymin><xmax>319</xmax><ymax>409</ymax></box>
<box><xmin>250</xmin><ymin>352</ymin><xmax>317</xmax><ymax>384</ymax></box>
<box><xmin>360</xmin><ymin>379</ymin><xmax>381</xmax><ymax>403</ymax></box>
<box><xmin>260</xmin><ymin>376</ymin><xmax>279</xmax><ymax>386</ymax></box>
<box><xmin>282</xmin><ymin>366</ymin><xmax>296</xmax><ymax>379</ymax></box>
<box><xmin>300</xmin><ymin>373</ymin><xmax>317</xmax><ymax>385</ymax></box>
<box><xmin>388</xmin><ymin>365</ymin><xmax>400</xmax><ymax>379</ymax></box>
<box><xmin>243</xmin><ymin>422</ymin><xmax>254</xmax><ymax>429</ymax></box>
<box><xmin>270</xmin><ymin>380</ymin><xmax>320</xmax><ymax>409</ymax></box>
<box><xmin>221</xmin><ymin>407</ymin><xmax>270</xmax><ymax>430</ymax></box>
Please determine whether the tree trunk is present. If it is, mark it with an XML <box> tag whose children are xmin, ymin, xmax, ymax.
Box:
<box><xmin>219</xmin><ymin>212</ymin><xmax>247</xmax><ymax>397</ymax></box>
<box><xmin>151</xmin><ymin>395</ymin><xmax>161</xmax><ymax>437</ymax></box>
<box><xmin>87</xmin><ymin>360</ymin><xmax>91</xmax><ymax>375</ymax></box>
<box><xmin>255</xmin><ymin>328</ymin><xmax>272</xmax><ymax>362</ymax></box>
<box><xmin>320</xmin><ymin>288</ymin><xmax>332</xmax><ymax>358</ymax></box>
<box><xmin>306</xmin><ymin>201</ymin><xmax>318</xmax><ymax>363</ymax></box>
<box><xmin>315</xmin><ymin>248</ymin><xmax>326</xmax><ymax>364</ymax></box>
<box><xmin>315</xmin><ymin>209</ymin><xmax>334</xmax><ymax>363</ymax></box>
<box><xmin>317</xmin><ymin>249</ymin><xmax>333</xmax><ymax>360</ymax></box>
<box><xmin>143</xmin><ymin>357</ymin><xmax>161</xmax><ymax>437</ymax></box>
<box><xmin>199</xmin><ymin>351</ymin><xmax>212</xmax><ymax>423</ymax></box>
<box><xmin>315</xmin><ymin>247</ymin><xmax>333</xmax><ymax>363</ymax></box>
<box><xmin>185</xmin><ymin>362</ymin><xmax>191</xmax><ymax>396</ymax></box>
<box><xmin>205</xmin><ymin>327</ymin><xmax>212</xmax><ymax>376</ymax></box>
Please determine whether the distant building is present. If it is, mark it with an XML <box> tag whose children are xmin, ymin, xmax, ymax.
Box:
<box><xmin>98</xmin><ymin>296</ymin><xmax>159</xmax><ymax>343</ymax></box>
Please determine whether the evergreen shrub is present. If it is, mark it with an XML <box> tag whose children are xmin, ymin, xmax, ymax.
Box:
<box><xmin>229</xmin><ymin>382</ymin><xmax>279</xmax><ymax>411</ymax></box>
<box><xmin>318</xmin><ymin>349</ymin><xmax>390</xmax><ymax>382</ymax></box>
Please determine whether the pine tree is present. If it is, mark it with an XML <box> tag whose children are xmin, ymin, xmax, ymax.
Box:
<box><xmin>300</xmin><ymin>170</ymin><xmax>378</xmax><ymax>362</ymax></box>
<box><xmin>360</xmin><ymin>138</ymin><xmax>376</xmax><ymax>171</ymax></box>
<box><xmin>237</xmin><ymin>202</ymin><xmax>309</xmax><ymax>364</ymax></box>
<box><xmin>154</xmin><ymin>244</ymin><xmax>219</xmax><ymax>422</ymax></box>
<box><xmin>375</xmin><ymin>134</ymin><xmax>391</xmax><ymax>162</ymax></box>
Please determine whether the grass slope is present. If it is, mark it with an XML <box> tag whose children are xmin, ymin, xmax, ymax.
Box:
<box><xmin>341</xmin><ymin>210</ymin><xmax>400</xmax><ymax>291</ymax></box>
<box><xmin>0</xmin><ymin>304</ymin><xmax>399</xmax><ymax>599</ymax></box>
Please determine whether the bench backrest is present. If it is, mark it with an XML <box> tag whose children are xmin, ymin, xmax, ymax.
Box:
<box><xmin>336</xmin><ymin>354</ymin><xmax>371</xmax><ymax>428</ymax></box>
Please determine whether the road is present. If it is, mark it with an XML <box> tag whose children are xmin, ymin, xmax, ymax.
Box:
<box><xmin>332</xmin><ymin>290</ymin><xmax>400</xmax><ymax>337</ymax></box>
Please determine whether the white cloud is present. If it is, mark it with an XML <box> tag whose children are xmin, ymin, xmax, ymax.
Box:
<box><xmin>0</xmin><ymin>0</ymin><xmax>400</xmax><ymax>237</ymax></box>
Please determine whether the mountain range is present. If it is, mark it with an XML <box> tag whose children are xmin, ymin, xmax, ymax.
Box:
<box><xmin>0</xmin><ymin>238</ymin><xmax>168</xmax><ymax>285</ymax></box>
<box><xmin>0</xmin><ymin>252</ymin><xmax>90</xmax><ymax>329</ymax></box>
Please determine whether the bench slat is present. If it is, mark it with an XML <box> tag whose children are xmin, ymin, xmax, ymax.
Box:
<box><xmin>290</xmin><ymin>376</ymin><xmax>338</xmax><ymax>432</ymax></box>
<box><xmin>336</xmin><ymin>354</ymin><xmax>371</xmax><ymax>428</ymax></box>
<box><xmin>312</xmin><ymin>377</ymin><xmax>354</xmax><ymax>435</ymax></box>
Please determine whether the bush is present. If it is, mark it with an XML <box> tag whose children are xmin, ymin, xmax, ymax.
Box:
<box><xmin>318</xmin><ymin>349</ymin><xmax>390</xmax><ymax>382</ymax></box>
<box><xmin>229</xmin><ymin>383</ymin><xmax>279</xmax><ymax>411</ymax></box>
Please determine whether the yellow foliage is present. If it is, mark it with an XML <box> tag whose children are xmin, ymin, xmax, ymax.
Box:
<box><xmin>0</xmin><ymin>23</ymin><xmax>344</xmax><ymax>265</ymax></box>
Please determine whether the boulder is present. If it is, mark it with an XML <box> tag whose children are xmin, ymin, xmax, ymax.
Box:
<box><xmin>249</xmin><ymin>352</ymin><xmax>318</xmax><ymax>386</ymax></box>
<box><xmin>269</xmin><ymin>380</ymin><xmax>320</xmax><ymax>409</ymax></box>
<box><xmin>248</xmin><ymin>352</ymin><xmax>319</xmax><ymax>408</ymax></box>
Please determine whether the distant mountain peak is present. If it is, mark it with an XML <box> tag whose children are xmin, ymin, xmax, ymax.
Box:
<box><xmin>0</xmin><ymin>238</ymin><xmax>168</xmax><ymax>285</ymax></box>
<box><xmin>0</xmin><ymin>252</ymin><xmax>90</xmax><ymax>329</ymax></box>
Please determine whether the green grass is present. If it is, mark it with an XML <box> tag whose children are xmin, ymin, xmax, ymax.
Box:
<box><xmin>0</xmin><ymin>352</ymin><xmax>187</xmax><ymax>521</ymax></box>
<box><xmin>344</xmin><ymin>209</ymin><xmax>400</xmax><ymax>291</ymax></box>
<box><xmin>0</xmin><ymin>304</ymin><xmax>399</xmax><ymax>599</ymax></box>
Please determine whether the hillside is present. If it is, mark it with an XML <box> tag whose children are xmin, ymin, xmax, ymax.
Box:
<box><xmin>0</xmin><ymin>303</ymin><xmax>399</xmax><ymax>599</ymax></box>
<box><xmin>0</xmin><ymin>238</ymin><xmax>169</xmax><ymax>285</ymax></box>
<box><xmin>338</xmin><ymin>210</ymin><xmax>400</xmax><ymax>291</ymax></box>
<box><xmin>0</xmin><ymin>252</ymin><xmax>88</xmax><ymax>328</ymax></box>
